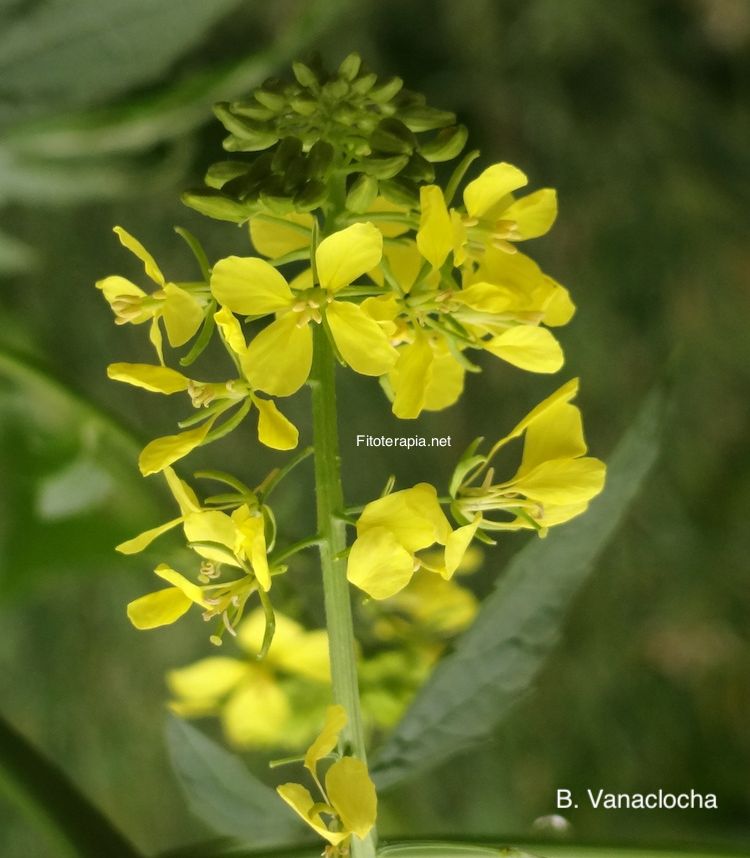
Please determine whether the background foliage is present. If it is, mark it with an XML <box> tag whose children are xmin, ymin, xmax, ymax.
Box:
<box><xmin>0</xmin><ymin>0</ymin><xmax>748</xmax><ymax>855</ymax></box>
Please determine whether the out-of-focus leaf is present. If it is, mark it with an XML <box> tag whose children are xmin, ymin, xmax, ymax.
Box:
<box><xmin>3</xmin><ymin>0</ymin><xmax>352</xmax><ymax>160</ymax></box>
<box><xmin>378</xmin><ymin>846</ymin><xmax>743</xmax><ymax>858</ymax></box>
<box><xmin>0</xmin><ymin>712</ymin><xmax>143</xmax><ymax>857</ymax></box>
<box><xmin>0</xmin><ymin>229</ymin><xmax>34</xmax><ymax>273</ymax></box>
<box><xmin>35</xmin><ymin>456</ymin><xmax>114</xmax><ymax>521</ymax></box>
<box><xmin>165</xmin><ymin>716</ymin><xmax>308</xmax><ymax>848</ymax></box>
<box><xmin>0</xmin><ymin>0</ymin><xmax>247</xmax><ymax>127</ymax></box>
<box><xmin>371</xmin><ymin>389</ymin><xmax>664</xmax><ymax>790</ymax></box>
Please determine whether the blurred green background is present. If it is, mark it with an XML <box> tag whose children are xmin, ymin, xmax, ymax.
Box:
<box><xmin>1</xmin><ymin>0</ymin><xmax>749</xmax><ymax>855</ymax></box>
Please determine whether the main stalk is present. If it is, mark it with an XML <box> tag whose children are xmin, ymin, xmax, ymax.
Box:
<box><xmin>310</xmin><ymin>323</ymin><xmax>376</xmax><ymax>858</ymax></box>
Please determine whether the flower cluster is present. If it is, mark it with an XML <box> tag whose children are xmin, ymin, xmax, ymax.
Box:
<box><xmin>276</xmin><ymin>705</ymin><xmax>377</xmax><ymax>852</ymax></box>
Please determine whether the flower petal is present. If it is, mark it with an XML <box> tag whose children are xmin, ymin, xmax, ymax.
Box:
<box><xmin>444</xmin><ymin>517</ymin><xmax>481</xmax><ymax>577</ymax></box>
<box><xmin>358</xmin><ymin>483</ymin><xmax>452</xmax><ymax>552</ymax></box>
<box><xmin>327</xmin><ymin>301</ymin><xmax>398</xmax><ymax>376</ymax></box>
<box><xmin>390</xmin><ymin>336</ymin><xmax>433</xmax><ymax>420</ymax></box>
<box><xmin>243</xmin><ymin>313</ymin><xmax>312</xmax><ymax>397</ymax></box>
<box><xmin>511</xmin><ymin>457</ymin><xmax>607</xmax><ymax>506</ymax></box>
<box><xmin>167</xmin><ymin>656</ymin><xmax>247</xmax><ymax>702</ymax></box>
<box><xmin>249</xmin><ymin>212</ymin><xmax>313</xmax><ymax>258</ymax></box>
<box><xmin>422</xmin><ymin>340</ymin><xmax>465</xmax><ymax>412</ymax></box>
<box><xmin>518</xmin><ymin>399</ymin><xmax>587</xmax><ymax>475</ymax></box>
<box><xmin>326</xmin><ymin>757</ymin><xmax>377</xmax><ymax>839</ymax></box>
<box><xmin>223</xmin><ymin>671</ymin><xmax>291</xmax><ymax>749</ymax></box>
<box><xmin>211</xmin><ymin>256</ymin><xmax>293</xmax><ymax>315</ymax></box>
<box><xmin>113</xmin><ymin>226</ymin><xmax>165</xmax><ymax>286</ymax></box>
<box><xmin>232</xmin><ymin>507</ymin><xmax>270</xmax><ymax>590</ymax></box>
<box><xmin>304</xmin><ymin>704</ymin><xmax>347</xmax><ymax>773</ymax></box>
<box><xmin>316</xmin><ymin>223</ymin><xmax>383</xmax><ymax>292</ymax></box>
<box><xmin>484</xmin><ymin>325</ymin><xmax>564</xmax><ymax>373</ymax></box>
<box><xmin>502</xmin><ymin>188</ymin><xmax>557</xmax><ymax>239</ymax></box>
<box><xmin>416</xmin><ymin>185</ymin><xmax>452</xmax><ymax>269</ymax></box>
<box><xmin>162</xmin><ymin>284</ymin><xmax>204</xmax><ymax>347</ymax></box>
<box><xmin>116</xmin><ymin>516</ymin><xmax>183</xmax><ymax>554</ymax></box>
<box><xmin>107</xmin><ymin>362</ymin><xmax>190</xmax><ymax>394</ymax></box>
<box><xmin>347</xmin><ymin>526</ymin><xmax>416</xmax><ymax>600</ymax></box>
<box><xmin>276</xmin><ymin>783</ymin><xmax>346</xmax><ymax>845</ymax></box>
<box><xmin>463</xmin><ymin>162</ymin><xmax>528</xmax><ymax>219</ymax></box>
<box><xmin>138</xmin><ymin>418</ymin><xmax>215</xmax><ymax>476</ymax></box>
<box><xmin>126</xmin><ymin>588</ymin><xmax>192</xmax><ymax>630</ymax></box>
<box><xmin>155</xmin><ymin>563</ymin><xmax>208</xmax><ymax>605</ymax></box>
<box><xmin>254</xmin><ymin>397</ymin><xmax>299</xmax><ymax>451</ymax></box>
<box><xmin>214</xmin><ymin>306</ymin><xmax>247</xmax><ymax>356</ymax></box>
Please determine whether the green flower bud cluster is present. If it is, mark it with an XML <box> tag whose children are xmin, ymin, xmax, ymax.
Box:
<box><xmin>183</xmin><ymin>53</ymin><xmax>467</xmax><ymax>222</ymax></box>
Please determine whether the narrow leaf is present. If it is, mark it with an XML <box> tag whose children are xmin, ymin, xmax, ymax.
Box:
<box><xmin>371</xmin><ymin>388</ymin><xmax>664</xmax><ymax>790</ymax></box>
<box><xmin>165</xmin><ymin>716</ymin><xmax>308</xmax><ymax>847</ymax></box>
<box><xmin>0</xmin><ymin>712</ymin><xmax>142</xmax><ymax>857</ymax></box>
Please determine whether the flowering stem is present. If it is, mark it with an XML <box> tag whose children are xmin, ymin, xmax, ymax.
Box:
<box><xmin>310</xmin><ymin>323</ymin><xmax>376</xmax><ymax>858</ymax></box>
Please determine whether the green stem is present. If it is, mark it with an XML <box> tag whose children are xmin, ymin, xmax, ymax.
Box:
<box><xmin>310</xmin><ymin>324</ymin><xmax>376</xmax><ymax>858</ymax></box>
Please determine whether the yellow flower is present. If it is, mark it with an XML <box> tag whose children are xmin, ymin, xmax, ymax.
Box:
<box><xmin>454</xmin><ymin>378</ymin><xmax>606</xmax><ymax>533</ymax></box>
<box><xmin>277</xmin><ymin>705</ymin><xmax>377</xmax><ymax>849</ymax></box>
<box><xmin>126</xmin><ymin>562</ymin><xmax>256</xmax><ymax>641</ymax></box>
<box><xmin>167</xmin><ymin>608</ymin><xmax>331</xmax><ymax>749</ymax></box>
<box><xmin>117</xmin><ymin>467</ymin><xmax>274</xmax><ymax>592</ymax></box>
<box><xmin>210</xmin><ymin>222</ymin><xmax>398</xmax><ymax>396</ymax></box>
<box><xmin>96</xmin><ymin>227</ymin><xmax>205</xmax><ymax>362</ymax></box>
<box><xmin>106</xmin><ymin>316</ymin><xmax>299</xmax><ymax>469</ymax></box>
<box><xmin>346</xmin><ymin>483</ymin><xmax>480</xmax><ymax>600</ymax></box>
<box><xmin>416</xmin><ymin>162</ymin><xmax>557</xmax><ymax>267</ymax></box>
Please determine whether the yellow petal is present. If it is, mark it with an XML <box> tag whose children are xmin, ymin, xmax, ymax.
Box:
<box><xmin>453</xmin><ymin>282</ymin><xmax>516</xmax><ymax>314</ymax></box>
<box><xmin>162</xmin><ymin>284</ymin><xmax>204</xmax><ymax>347</ymax></box>
<box><xmin>96</xmin><ymin>274</ymin><xmax>146</xmax><ymax>303</ymax></box>
<box><xmin>275</xmin><ymin>630</ymin><xmax>331</xmax><ymax>683</ymax></box>
<box><xmin>422</xmin><ymin>340</ymin><xmax>465</xmax><ymax>412</ymax></box>
<box><xmin>243</xmin><ymin>313</ymin><xmax>312</xmax><ymax>397</ymax></box>
<box><xmin>164</xmin><ymin>467</ymin><xmax>200</xmax><ymax>516</ymax></box>
<box><xmin>463</xmin><ymin>163</ymin><xmax>528</xmax><ymax>219</ymax></box>
<box><xmin>167</xmin><ymin>656</ymin><xmax>247</xmax><ymax>702</ymax></box>
<box><xmin>254</xmin><ymin>397</ymin><xmax>299</xmax><ymax>451</ymax></box>
<box><xmin>155</xmin><ymin>563</ymin><xmax>208</xmax><ymax>605</ymax></box>
<box><xmin>138</xmin><ymin>418</ymin><xmax>215</xmax><ymax>476</ymax></box>
<box><xmin>183</xmin><ymin>509</ymin><xmax>238</xmax><ymax>565</ymax></box>
<box><xmin>113</xmin><ymin>226</ymin><xmax>165</xmax><ymax>286</ymax></box>
<box><xmin>543</xmin><ymin>282</ymin><xmax>576</xmax><ymax>327</ymax></box>
<box><xmin>444</xmin><ymin>518</ymin><xmax>481</xmax><ymax>577</ymax></box>
<box><xmin>211</xmin><ymin>256</ymin><xmax>293</xmax><ymax>315</ymax></box>
<box><xmin>107</xmin><ymin>362</ymin><xmax>190</xmax><ymax>394</ymax></box>
<box><xmin>149</xmin><ymin>317</ymin><xmax>164</xmax><ymax>364</ymax></box>
<box><xmin>223</xmin><ymin>671</ymin><xmax>291</xmax><ymax>749</ymax></box>
<box><xmin>416</xmin><ymin>185</ymin><xmax>452</xmax><ymax>269</ymax></box>
<box><xmin>519</xmin><ymin>399</ymin><xmax>587</xmax><ymax>475</ymax></box>
<box><xmin>316</xmin><ymin>223</ymin><xmax>383</xmax><ymax>292</ymax></box>
<box><xmin>484</xmin><ymin>326</ymin><xmax>564</xmax><ymax>373</ymax></box>
<box><xmin>304</xmin><ymin>704</ymin><xmax>347</xmax><ymax>773</ymax></box>
<box><xmin>232</xmin><ymin>507</ymin><xmax>270</xmax><ymax>590</ymax></box>
<box><xmin>327</xmin><ymin>301</ymin><xmax>398</xmax><ymax>376</ymax></box>
<box><xmin>214</xmin><ymin>306</ymin><xmax>247</xmax><ymax>356</ymax></box>
<box><xmin>326</xmin><ymin>757</ymin><xmax>377</xmax><ymax>839</ymax></box>
<box><xmin>347</xmin><ymin>526</ymin><xmax>416</xmax><ymax>600</ymax></box>
<box><xmin>249</xmin><ymin>212</ymin><xmax>313</xmax><ymax>258</ymax></box>
<box><xmin>507</xmin><ymin>378</ymin><xmax>580</xmax><ymax>442</ymax></box>
<box><xmin>238</xmin><ymin>609</ymin><xmax>330</xmax><ymax>682</ymax></box>
<box><xmin>116</xmin><ymin>516</ymin><xmax>182</xmax><ymax>554</ymax></box>
<box><xmin>276</xmin><ymin>783</ymin><xmax>346</xmax><ymax>845</ymax></box>
<box><xmin>367</xmin><ymin>197</ymin><xmax>410</xmax><ymax>238</ymax></box>
<box><xmin>390</xmin><ymin>337</ymin><xmax>433</xmax><ymax>420</ymax></box>
<box><xmin>358</xmin><ymin>483</ymin><xmax>452</xmax><ymax>553</ymax></box>
<box><xmin>511</xmin><ymin>457</ymin><xmax>606</xmax><ymax>506</ymax></box>
<box><xmin>502</xmin><ymin>188</ymin><xmax>557</xmax><ymax>239</ymax></box>
<box><xmin>126</xmin><ymin>588</ymin><xmax>192</xmax><ymax>630</ymax></box>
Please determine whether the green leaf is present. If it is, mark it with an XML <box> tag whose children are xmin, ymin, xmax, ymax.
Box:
<box><xmin>165</xmin><ymin>716</ymin><xmax>309</xmax><ymax>848</ymax></box>
<box><xmin>0</xmin><ymin>228</ymin><xmax>35</xmax><ymax>273</ymax></box>
<box><xmin>371</xmin><ymin>388</ymin><xmax>664</xmax><ymax>790</ymax></box>
<box><xmin>0</xmin><ymin>0</ymin><xmax>247</xmax><ymax>127</ymax></box>
<box><xmin>0</xmin><ymin>711</ymin><xmax>142</xmax><ymax>857</ymax></box>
